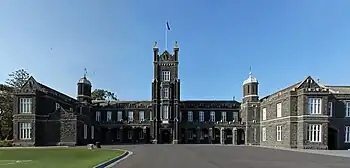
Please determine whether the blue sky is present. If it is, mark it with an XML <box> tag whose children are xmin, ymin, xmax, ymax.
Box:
<box><xmin>1</xmin><ymin>0</ymin><xmax>350</xmax><ymax>101</ymax></box>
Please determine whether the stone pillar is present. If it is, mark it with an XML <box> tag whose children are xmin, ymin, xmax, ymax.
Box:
<box><xmin>220</xmin><ymin>127</ymin><xmax>225</xmax><ymax>145</ymax></box>
<box><xmin>232</xmin><ymin>127</ymin><xmax>237</xmax><ymax>145</ymax></box>
<box><xmin>185</xmin><ymin>128</ymin><xmax>188</xmax><ymax>144</ymax></box>
<box><xmin>143</xmin><ymin>127</ymin><xmax>147</xmax><ymax>143</ymax></box>
<box><xmin>152</xmin><ymin>120</ymin><xmax>158</xmax><ymax>144</ymax></box>
<box><xmin>209</xmin><ymin>128</ymin><xmax>213</xmax><ymax>144</ymax></box>
<box><xmin>132</xmin><ymin>127</ymin><xmax>136</xmax><ymax>144</ymax></box>
<box><xmin>173</xmin><ymin>120</ymin><xmax>179</xmax><ymax>144</ymax></box>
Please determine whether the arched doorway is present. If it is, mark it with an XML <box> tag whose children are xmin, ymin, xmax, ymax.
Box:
<box><xmin>237</xmin><ymin>129</ymin><xmax>245</xmax><ymax>145</ymax></box>
<box><xmin>328</xmin><ymin>127</ymin><xmax>338</xmax><ymax>150</ymax></box>
<box><xmin>161</xmin><ymin>129</ymin><xmax>172</xmax><ymax>144</ymax></box>
<box><xmin>224</xmin><ymin>128</ymin><xmax>233</xmax><ymax>144</ymax></box>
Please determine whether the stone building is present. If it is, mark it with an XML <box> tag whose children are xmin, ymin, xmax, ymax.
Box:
<box><xmin>11</xmin><ymin>41</ymin><xmax>350</xmax><ymax>150</ymax></box>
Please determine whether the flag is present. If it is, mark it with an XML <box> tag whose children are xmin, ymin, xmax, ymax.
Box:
<box><xmin>166</xmin><ymin>21</ymin><xmax>171</xmax><ymax>31</ymax></box>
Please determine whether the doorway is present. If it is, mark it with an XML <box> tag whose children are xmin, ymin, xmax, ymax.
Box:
<box><xmin>161</xmin><ymin>129</ymin><xmax>172</xmax><ymax>144</ymax></box>
<box><xmin>237</xmin><ymin>129</ymin><xmax>245</xmax><ymax>145</ymax></box>
<box><xmin>328</xmin><ymin>127</ymin><xmax>338</xmax><ymax>150</ymax></box>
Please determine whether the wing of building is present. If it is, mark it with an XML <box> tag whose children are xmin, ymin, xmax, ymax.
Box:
<box><xmin>12</xmin><ymin>42</ymin><xmax>350</xmax><ymax>150</ymax></box>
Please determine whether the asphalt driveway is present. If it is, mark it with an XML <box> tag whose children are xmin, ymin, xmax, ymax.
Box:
<box><xmin>108</xmin><ymin>144</ymin><xmax>350</xmax><ymax>168</ymax></box>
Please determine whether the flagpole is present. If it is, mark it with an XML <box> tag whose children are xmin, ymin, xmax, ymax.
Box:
<box><xmin>165</xmin><ymin>21</ymin><xmax>168</xmax><ymax>51</ymax></box>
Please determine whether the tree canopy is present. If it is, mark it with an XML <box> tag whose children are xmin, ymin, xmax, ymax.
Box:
<box><xmin>0</xmin><ymin>69</ymin><xmax>30</xmax><ymax>140</ymax></box>
<box><xmin>91</xmin><ymin>89</ymin><xmax>118</xmax><ymax>100</ymax></box>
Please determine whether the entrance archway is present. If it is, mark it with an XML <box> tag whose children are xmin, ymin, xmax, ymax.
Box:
<box><xmin>224</xmin><ymin>128</ymin><xmax>233</xmax><ymax>144</ymax></box>
<box><xmin>328</xmin><ymin>127</ymin><xmax>338</xmax><ymax>150</ymax></box>
<box><xmin>161</xmin><ymin>129</ymin><xmax>172</xmax><ymax>144</ymax></box>
<box><xmin>237</xmin><ymin>129</ymin><xmax>245</xmax><ymax>145</ymax></box>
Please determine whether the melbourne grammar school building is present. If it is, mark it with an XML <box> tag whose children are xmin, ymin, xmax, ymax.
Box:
<box><xmin>11</xmin><ymin>42</ymin><xmax>350</xmax><ymax>150</ymax></box>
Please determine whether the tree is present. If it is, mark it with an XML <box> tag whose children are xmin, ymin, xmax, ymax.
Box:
<box><xmin>0</xmin><ymin>69</ymin><xmax>30</xmax><ymax>140</ymax></box>
<box><xmin>6</xmin><ymin>69</ymin><xmax>30</xmax><ymax>89</ymax></box>
<box><xmin>91</xmin><ymin>89</ymin><xmax>118</xmax><ymax>100</ymax></box>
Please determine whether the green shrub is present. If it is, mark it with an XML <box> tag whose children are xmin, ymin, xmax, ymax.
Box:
<box><xmin>0</xmin><ymin>140</ymin><xmax>13</xmax><ymax>147</ymax></box>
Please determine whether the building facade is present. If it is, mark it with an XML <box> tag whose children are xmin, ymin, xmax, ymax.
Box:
<box><xmin>11</xmin><ymin>42</ymin><xmax>350</xmax><ymax>150</ymax></box>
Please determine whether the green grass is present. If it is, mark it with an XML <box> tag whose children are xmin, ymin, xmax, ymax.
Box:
<box><xmin>0</xmin><ymin>148</ymin><xmax>125</xmax><ymax>168</ymax></box>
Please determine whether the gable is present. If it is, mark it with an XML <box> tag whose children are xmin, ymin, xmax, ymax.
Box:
<box><xmin>296</xmin><ymin>76</ymin><xmax>322</xmax><ymax>89</ymax></box>
<box><xmin>20</xmin><ymin>76</ymin><xmax>39</xmax><ymax>93</ymax></box>
<box><xmin>159</xmin><ymin>51</ymin><xmax>174</xmax><ymax>61</ymax></box>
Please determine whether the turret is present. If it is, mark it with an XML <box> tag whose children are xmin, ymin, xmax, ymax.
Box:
<box><xmin>242</xmin><ymin>70</ymin><xmax>259</xmax><ymax>103</ymax></box>
<box><xmin>77</xmin><ymin>72</ymin><xmax>92</xmax><ymax>103</ymax></box>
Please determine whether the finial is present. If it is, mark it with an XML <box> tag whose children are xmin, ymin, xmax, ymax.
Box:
<box><xmin>153</xmin><ymin>41</ymin><xmax>158</xmax><ymax>48</ymax></box>
<box><xmin>317</xmin><ymin>78</ymin><xmax>320</xmax><ymax>83</ymax></box>
<box><xmin>84</xmin><ymin>68</ymin><xmax>88</xmax><ymax>78</ymax></box>
<box><xmin>174</xmin><ymin>41</ymin><xmax>179</xmax><ymax>48</ymax></box>
<box><xmin>249</xmin><ymin>66</ymin><xmax>252</xmax><ymax>77</ymax></box>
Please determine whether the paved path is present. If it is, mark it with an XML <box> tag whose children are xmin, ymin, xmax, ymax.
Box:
<box><xmin>105</xmin><ymin>144</ymin><xmax>350</xmax><ymax>168</ymax></box>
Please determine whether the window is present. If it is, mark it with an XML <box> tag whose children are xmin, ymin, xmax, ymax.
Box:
<box><xmin>150</xmin><ymin>111</ymin><xmax>153</xmax><ymax>120</ymax></box>
<box><xmin>188</xmin><ymin>111</ymin><xmax>193</xmax><ymax>122</ymax></box>
<box><xmin>221</xmin><ymin>111</ymin><xmax>227</xmax><ymax>122</ymax></box>
<box><xmin>162</xmin><ymin>71</ymin><xmax>170</xmax><ymax>81</ymax></box>
<box><xmin>107</xmin><ymin>111</ymin><xmax>112</xmax><ymax>121</ymax></box>
<box><xmin>117</xmin><ymin>111</ymin><xmax>123</xmax><ymax>121</ymax></box>
<box><xmin>262</xmin><ymin>108</ymin><xmax>267</xmax><ymax>120</ymax></box>
<box><xmin>96</xmin><ymin>111</ymin><xmax>101</xmax><ymax>122</ymax></box>
<box><xmin>83</xmin><ymin>124</ymin><xmax>87</xmax><ymax>139</ymax></box>
<box><xmin>128</xmin><ymin>131</ymin><xmax>132</xmax><ymax>139</ymax></box>
<box><xmin>307</xmin><ymin>124</ymin><xmax>322</xmax><ymax>142</ymax></box>
<box><xmin>346</xmin><ymin>102</ymin><xmax>350</xmax><ymax>117</ymax></box>
<box><xmin>233</xmin><ymin>112</ymin><xmax>238</xmax><ymax>122</ymax></box>
<box><xmin>55</xmin><ymin>103</ymin><xmax>60</xmax><ymax>110</ymax></box>
<box><xmin>139</xmin><ymin>111</ymin><xmax>145</xmax><ymax>121</ymax></box>
<box><xmin>163</xmin><ymin>105</ymin><xmax>169</xmax><ymax>119</ymax></box>
<box><xmin>19</xmin><ymin>123</ymin><xmax>32</xmax><ymax>140</ymax></box>
<box><xmin>276</xmin><ymin>103</ymin><xmax>282</xmax><ymax>117</ymax></box>
<box><xmin>19</xmin><ymin>98</ymin><xmax>32</xmax><ymax>113</ymax></box>
<box><xmin>308</xmin><ymin>98</ymin><xmax>322</xmax><ymax>115</ymax></box>
<box><xmin>262</xmin><ymin>127</ymin><xmax>266</xmax><ymax>141</ymax></box>
<box><xmin>346</xmin><ymin>126</ymin><xmax>350</xmax><ymax>143</ymax></box>
<box><xmin>199</xmin><ymin>111</ymin><xmax>204</xmax><ymax>122</ymax></box>
<box><xmin>128</xmin><ymin>111</ymin><xmax>134</xmax><ymax>121</ymax></box>
<box><xmin>329</xmin><ymin>102</ymin><xmax>333</xmax><ymax>117</ymax></box>
<box><xmin>69</xmin><ymin>107</ymin><xmax>73</xmax><ymax>112</ymax></box>
<box><xmin>139</xmin><ymin>131</ymin><xmax>144</xmax><ymax>139</ymax></box>
<box><xmin>91</xmin><ymin>126</ymin><xmax>94</xmax><ymax>139</ymax></box>
<box><xmin>163</xmin><ymin>88</ymin><xmax>169</xmax><ymax>98</ymax></box>
<box><xmin>210</xmin><ymin>111</ymin><xmax>215</xmax><ymax>122</ymax></box>
<box><xmin>179</xmin><ymin>111</ymin><xmax>182</xmax><ymax>121</ymax></box>
<box><xmin>276</xmin><ymin>125</ymin><xmax>282</xmax><ymax>141</ymax></box>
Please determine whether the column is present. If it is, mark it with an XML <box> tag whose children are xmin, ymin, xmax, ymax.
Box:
<box><xmin>132</xmin><ymin>127</ymin><xmax>136</xmax><ymax>144</ymax></box>
<box><xmin>153</xmin><ymin>120</ymin><xmax>158</xmax><ymax>144</ymax></box>
<box><xmin>232</xmin><ymin>127</ymin><xmax>237</xmax><ymax>145</ymax></box>
<box><xmin>196</xmin><ymin>127</ymin><xmax>201</xmax><ymax>144</ymax></box>
<box><xmin>220</xmin><ymin>127</ymin><xmax>224</xmax><ymax>145</ymax></box>
<box><xmin>143</xmin><ymin>127</ymin><xmax>147</xmax><ymax>144</ymax></box>
<box><xmin>173</xmin><ymin>121</ymin><xmax>179</xmax><ymax>144</ymax></box>
<box><xmin>209</xmin><ymin>128</ymin><xmax>213</xmax><ymax>144</ymax></box>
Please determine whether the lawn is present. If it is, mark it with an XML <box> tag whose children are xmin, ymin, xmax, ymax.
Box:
<box><xmin>0</xmin><ymin>148</ymin><xmax>125</xmax><ymax>168</ymax></box>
